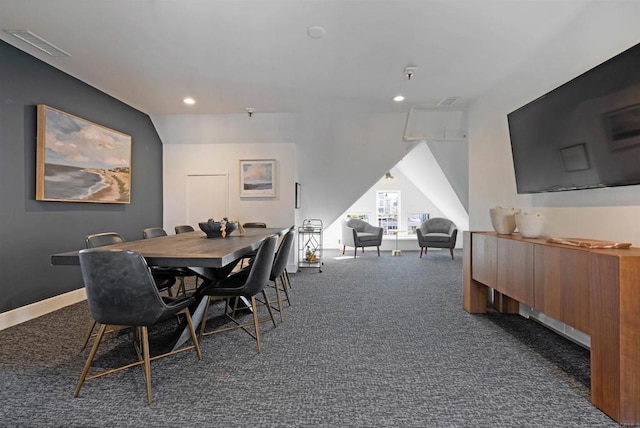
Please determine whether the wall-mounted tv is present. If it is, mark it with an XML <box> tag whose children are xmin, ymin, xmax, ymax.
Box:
<box><xmin>507</xmin><ymin>42</ymin><xmax>640</xmax><ymax>194</ymax></box>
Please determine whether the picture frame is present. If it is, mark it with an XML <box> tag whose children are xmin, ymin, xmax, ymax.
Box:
<box><xmin>239</xmin><ymin>159</ymin><xmax>276</xmax><ymax>198</ymax></box>
<box><xmin>36</xmin><ymin>105</ymin><xmax>132</xmax><ymax>203</ymax></box>
<box><xmin>603</xmin><ymin>104</ymin><xmax>640</xmax><ymax>151</ymax></box>
<box><xmin>295</xmin><ymin>182</ymin><xmax>301</xmax><ymax>209</ymax></box>
<box><xmin>560</xmin><ymin>143</ymin><xmax>590</xmax><ymax>172</ymax></box>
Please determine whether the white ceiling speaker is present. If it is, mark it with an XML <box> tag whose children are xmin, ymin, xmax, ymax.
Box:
<box><xmin>403</xmin><ymin>108</ymin><xmax>467</xmax><ymax>142</ymax></box>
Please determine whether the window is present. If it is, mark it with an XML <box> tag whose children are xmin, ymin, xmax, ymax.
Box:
<box><xmin>377</xmin><ymin>191</ymin><xmax>399</xmax><ymax>234</ymax></box>
<box><xmin>407</xmin><ymin>213</ymin><xmax>430</xmax><ymax>234</ymax></box>
<box><xmin>345</xmin><ymin>212</ymin><xmax>371</xmax><ymax>223</ymax></box>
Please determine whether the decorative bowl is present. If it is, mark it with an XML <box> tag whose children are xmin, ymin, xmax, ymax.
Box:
<box><xmin>515</xmin><ymin>212</ymin><xmax>545</xmax><ymax>238</ymax></box>
<box><xmin>489</xmin><ymin>206</ymin><xmax>520</xmax><ymax>235</ymax></box>
<box><xmin>198</xmin><ymin>220</ymin><xmax>238</xmax><ymax>238</ymax></box>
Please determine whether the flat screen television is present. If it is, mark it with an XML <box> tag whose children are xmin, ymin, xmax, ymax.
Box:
<box><xmin>507</xmin><ymin>42</ymin><xmax>640</xmax><ymax>194</ymax></box>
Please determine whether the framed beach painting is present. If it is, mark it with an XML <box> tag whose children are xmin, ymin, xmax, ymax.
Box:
<box><xmin>239</xmin><ymin>159</ymin><xmax>276</xmax><ymax>198</ymax></box>
<box><xmin>36</xmin><ymin>105</ymin><xmax>131</xmax><ymax>203</ymax></box>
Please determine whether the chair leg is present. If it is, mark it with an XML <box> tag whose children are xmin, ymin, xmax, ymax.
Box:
<box><xmin>354</xmin><ymin>247</ymin><xmax>357</xmax><ymax>258</ymax></box>
<box><xmin>272</xmin><ymin>279</ymin><xmax>284</xmax><ymax>322</ymax></box>
<box><xmin>251</xmin><ymin>296</ymin><xmax>262</xmax><ymax>353</ymax></box>
<box><xmin>284</xmin><ymin>269</ymin><xmax>292</xmax><ymax>291</ymax></box>
<box><xmin>81</xmin><ymin>320</ymin><xmax>98</xmax><ymax>350</ymax></box>
<box><xmin>75</xmin><ymin>323</ymin><xmax>107</xmax><ymax>398</ymax></box>
<box><xmin>342</xmin><ymin>245</ymin><xmax>346</xmax><ymax>255</ymax></box>
<box><xmin>279</xmin><ymin>273</ymin><xmax>291</xmax><ymax>306</ymax></box>
<box><xmin>176</xmin><ymin>276</ymin><xmax>186</xmax><ymax>296</ymax></box>
<box><xmin>182</xmin><ymin>308</ymin><xmax>202</xmax><ymax>360</ymax></box>
<box><xmin>140</xmin><ymin>326</ymin><xmax>152</xmax><ymax>405</ymax></box>
<box><xmin>262</xmin><ymin>290</ymin><xmax>277</xmax><ymax>328</ymax></box>
<box><xmin>377</xmin><ymin>246</ymin><xmax>380</xmax><ymax>256</ymax></box>
<box><xmin>199</xmin><ymin>296</ymin><xmax>213</xmax><ymax>337</ymax></box>
<box><xmin>420</xmin><ymin>247</ymin><xmax>424</xmax><ymax>258</ymax></box>
<box><xmin>450</xmin><ymin>248</ymin><xmax>455</xmax><ymax>260</ymax></box>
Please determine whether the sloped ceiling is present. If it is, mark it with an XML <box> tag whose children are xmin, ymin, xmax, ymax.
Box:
<box><xmin>0</xmin><ymin>0</ymin><xmax>594</xmax><ymax>115</ymax></box>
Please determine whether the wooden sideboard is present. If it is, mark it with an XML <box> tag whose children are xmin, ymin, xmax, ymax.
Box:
<box><xmin>463</xmin><ymin>231</ymin><xmax>640</xmax><ymax>425</ymax></box>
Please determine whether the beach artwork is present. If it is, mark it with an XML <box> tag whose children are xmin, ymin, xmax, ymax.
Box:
<box><xmin>36</xmin><ymin>105</ymin><xmax>131</xmax><ymax>203</ymax></box>
<box><xmin>239</xmin><ymin>159</ymin><xmax>276</xmax><ymax>197</ymax></box>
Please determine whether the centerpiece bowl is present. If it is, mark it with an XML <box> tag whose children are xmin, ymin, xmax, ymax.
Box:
<box><xmin>198</xmin><ymin>219</ymin><xmax>238</xmax><ymax>238</ymax></box>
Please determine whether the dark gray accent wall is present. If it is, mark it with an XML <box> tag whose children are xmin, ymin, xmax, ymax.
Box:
<box><xmin>0</xmin><ymin>40</ymin><xmax>164</xmax><ymax>313</ymax></box>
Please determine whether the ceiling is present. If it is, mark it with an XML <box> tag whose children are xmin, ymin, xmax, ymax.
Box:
<box><xmin>0</xmin><ymin>0</ymin><xmax>595</xmax><ymax>116</ymax></box>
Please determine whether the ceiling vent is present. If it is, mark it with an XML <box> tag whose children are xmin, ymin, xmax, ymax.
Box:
<box><xmin>4</xmin><ymin>30</ymin><xmax>71</xmax><ymax>57</ymax></box>
<box><xmin>437</xmin><ymin>97</ymin><xmax>460</xmax><ymax>107</ymax></box>
<box><xmin>403</xmin><ymin>108</ymin><xmax>467</xmax><ymax>141</ymax></box>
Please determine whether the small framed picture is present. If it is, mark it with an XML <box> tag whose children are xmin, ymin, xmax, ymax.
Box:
<box><xmin>239</xmin><ymin>159</ymin><xmax>276</xmax><ymax>198</ymax></box>
<box><xmin>560</xmin><ymin>143</ymin><xmax>590</xmax><ymax>172</ymax></box>
<box><xmin>603</xmin><ymin>104</ymin><xmax>640</xmax><ymax>151</ymax></box>
<box><xmin>295</xmin><ymin>182</ymin><xmax>301</xmax><ymax>209</ymax></box>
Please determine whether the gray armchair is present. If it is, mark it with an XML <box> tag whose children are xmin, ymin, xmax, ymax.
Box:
<box><xmin>342</xmin><ymin>218</ymin><xmax>383</xmax><ymax>258</ymax></box>
<box><xmin>416</xmin><ymin>218</ymin><xmax>458</xmax><ymax>259</ymax></box>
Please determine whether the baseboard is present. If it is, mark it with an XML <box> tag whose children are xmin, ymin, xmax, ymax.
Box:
<box><xmin>0</xmin><ymin>288</ymin><xmax>87</xmax><ymax>331</ymax></box>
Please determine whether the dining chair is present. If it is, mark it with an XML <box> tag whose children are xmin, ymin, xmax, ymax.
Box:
<box><xmin>82</xmin><ymin>232</ymin><xmax>176</xmax><ymax>350</ymax></box>
<box><xmin>265</xmin><ymin>226</ymin><xmax>296</xmax><ymax>321</ymax></box>
<box><xmin>243</xmin><ymin>222</ymin><xmax>267</xmax><ymax>228</ymax></box>
<box><xmin>174</xmin><ymin>224</ymin><xmax>195</xmax><ymax>234</ymax></box>
<box><xmin>198</xmin><ymin>234</ymin><xmax>278</xmax><ymax>353</ymax></box>
<box><xmin>240</xmin><ymin>222</ymin><xmax>267</xmax><ymax>268</ymax></box>
<box><xmin>142</xmin><ymin>227</ymin><xmax>197</xmax><ymax>296</ymax></box>
<box><xmin>75</xmin><ymin>248</ymin><xmax>202</xmax><ymax>405</ymax></box>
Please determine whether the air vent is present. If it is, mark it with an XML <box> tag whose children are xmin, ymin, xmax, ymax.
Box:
<box><xmin>403</xmin><ymin>108</ymin><xmax>467</xmax><ymax>141</ymax></box>
<box><xmin>5</xmin><ymin>30</ymin><xmax>71</xmax><ymax>57</ymax></box>
<box><xmin>437</xmin><ymin>97</ymin><xmax>459</xmax><ymax>107</ymax></box>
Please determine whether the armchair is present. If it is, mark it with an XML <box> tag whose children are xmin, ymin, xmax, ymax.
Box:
<box><xmin>341</xmin><ymin>218</ymin><xmax>383</xmax><ymax>258</ymax></box>
<box><xmin>416</xmin><ymin>217</ymin><xmax>458</xmax><ymax>259</ymax></box>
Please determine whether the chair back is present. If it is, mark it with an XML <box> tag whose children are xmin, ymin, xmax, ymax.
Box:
<box><xmin>423</xmin><ymin>218</ymin><xmax>456</xmax><ymax>234</ymax></box>
<box><xmin>270</xmin><ymin>227</ymin><xmax>295</xmax><ymax>281</ymax></box>
<box><xmin>345</xmin><ymin>218</ymin><xmax>367</xmax><ymax>232</ymax></box>
<box><xmin>243</xmin><ymin>222</ymin><xmax>267</xmax><ymax>228</ymax></box>
<box><xmin>143</xmin><ymin>227</ymin><xmax>168</xmax><ymax>239</ymax></box>
<box><xmin>86</xmin><ymin>232</ymin><xmax>125</xmax><ymax>248</ymax></box>
<box><xmin>174</xmin><ymin>225</ymin><xmax>194</xmax><ymax>234</ymax></box>
<box><xmin>240</xmin><ymin>235</ymin><xmax>278</xmax><ymax>296</ymax></box>
<box><xmin>79</xmin><ymin>249</ymin><xmax>170</xmax><ymax>326</ymax></box>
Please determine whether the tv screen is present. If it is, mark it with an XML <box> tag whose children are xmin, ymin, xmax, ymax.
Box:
<box><xmin>507</xmin><ymin>42</ymin><xmax>640</xmax><ymax>194</ymax></box>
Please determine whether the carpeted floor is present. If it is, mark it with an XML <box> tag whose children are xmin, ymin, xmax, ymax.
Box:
<box><xmin>0</xmin><ymin>248</ymin><xmax>625</xmax><ymax>427</ymax></box>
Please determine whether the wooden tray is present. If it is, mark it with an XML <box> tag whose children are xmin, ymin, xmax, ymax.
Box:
<box><xmin>546</xmin><ymin>237</ymin><xmax>632</xmax><ymax>249</ymax></box>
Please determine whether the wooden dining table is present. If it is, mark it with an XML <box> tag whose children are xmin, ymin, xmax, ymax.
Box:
<box><xmin>51</xmin><ymin>227</ymin><xmax>289</xmax><ymax>350</ymax></box>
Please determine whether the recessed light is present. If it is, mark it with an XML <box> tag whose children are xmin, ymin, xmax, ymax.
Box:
<box><xmin>307</xmin><ymin>25</ymin><xmax>326</xmax><ymax>39</ymax></box>
<box><xmin>393</xmin><ymin>95</ymin><xmax>405</xmax><ymax>102</ymax></box>
<box><xmin>183</xmin><ymin>97</ymin><xmax>195</xmax><ymax>105</ymax></box>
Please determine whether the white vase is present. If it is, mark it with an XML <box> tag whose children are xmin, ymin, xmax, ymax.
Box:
<box><xmin>515</xmin><ymin>212</ymin><xmax>545</xmax><ymax>238</ymax></box>
<box><xmin>489</xmin><ymin>206</ymin><xmax>520</xmax><ymax>234</ymax></box>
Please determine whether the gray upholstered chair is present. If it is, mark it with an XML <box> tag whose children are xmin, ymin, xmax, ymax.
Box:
<box><xmin>143</xmin><ymin>227</ymin><xmax>197</xmax><ymax>296</ymax></box>
<box><xmin>198</xmin><ymin>235</ymin><xmax>278</xmax><ymax>353</ymax></box>
<box><xmin>174</xmin><ymin>224</ymin><xmax>195</xmax><ymax>234</ymax></box>
<box><xmin>268</xmin><ymin>226</ymin><xmax>296</xmax><ymax>321</ymax></box>
<box><xmin>341</xmin><ymin>218</ymin><xmax>383</xmax><ymax>258</ymax></box>
<box><xmin>75</xmin><ymin>249</ymin><xmax>202</xmax><ymax>405</ymax></box>
<box><xmin>416</xmin><ymin>217</ymin><xmax>458</xmax><ymax>259</ymax></box>
<box><xmin>82</xmin><ymin>232</ymin><xmax>176</xmax><ymax>350</ymax></box>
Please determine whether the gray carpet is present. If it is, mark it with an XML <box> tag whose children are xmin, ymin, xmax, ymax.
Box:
<box><xmin>0</xmin><ymin>248</ymin><xmax>624</xmax><ymax>427</ymax></box>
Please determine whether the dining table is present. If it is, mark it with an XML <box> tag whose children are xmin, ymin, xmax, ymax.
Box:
<box><xmin>51</xmin><ymin>227</ymin><xmax>289</xmax><ymax>350</ymax></box>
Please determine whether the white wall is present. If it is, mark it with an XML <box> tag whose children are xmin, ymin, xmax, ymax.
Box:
<box><xmin>467</xmin><ymin>2</ymin><xmax>640</xmax><ymax>344</ymax></box>
<box><xmin>153</xmin><ymin>110</ymin><xmax>418</xmax><ymax>236</ymax></box>
<box><xmin>324</xmin><ymin>167</ymin><xmax>447</xmax><ymax>250</ymax></box>
<box><xmin>163</xmin><ymin>143</ymin><xmax>296</xmax><ymax>231</ymax></box>
<box><xmin>468</xmin><ymin>2</ymin><xmax>640</xmax><ymax>246</ymax></box>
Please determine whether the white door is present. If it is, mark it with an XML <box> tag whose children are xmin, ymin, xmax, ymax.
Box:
<box><xmin>186</xmin><ymin>174</ymin><xmax>229</xmax><ymax>226</ymax></box>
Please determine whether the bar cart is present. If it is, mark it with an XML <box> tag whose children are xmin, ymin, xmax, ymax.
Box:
<box><xmin>298</xmin><ymin>218</ymin><xmax>323</xmax><ymax>272</ymax></box>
